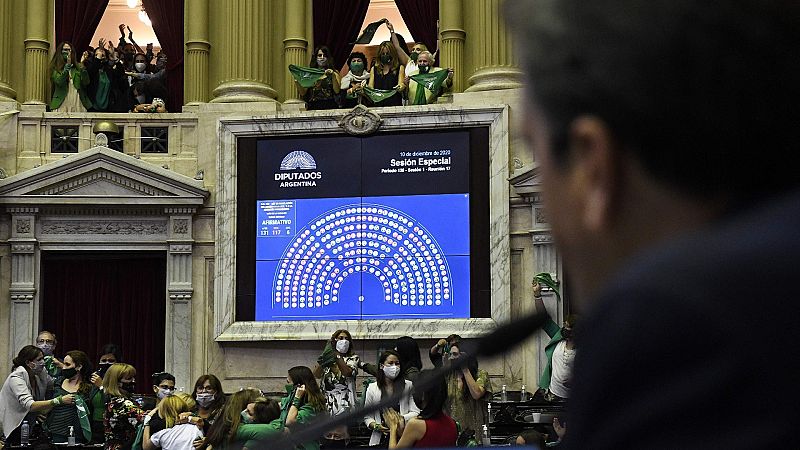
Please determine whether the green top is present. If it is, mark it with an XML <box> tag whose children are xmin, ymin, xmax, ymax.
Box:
<box><xmin>45</xmin><ymin>380</ymin><xmax>93</xmax><ymax>443</ymax></box>
<box><xmin>537</xmin><ymin>317</ymin><xmax>564</xmax><ymax>390</ymax></box>
<box><xmin>226</xmin><ymin>395</ymin><xmax>321</xmax><ymax>450</ymax></box>
<box><xmin>50</xmin><ymin>65</ymin><xmax>92</xmax><ymax>110</ymax></box>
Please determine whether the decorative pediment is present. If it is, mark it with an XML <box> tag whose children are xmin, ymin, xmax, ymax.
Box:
<box><xmin>0</xmin><ymin>146</ymin><xmax>208</xmax><ymax>207</ymax></box>
<box><xmin>509</xmin><ymin>165</ymin><xmax>541</xmax><ymax>197</ymax></box>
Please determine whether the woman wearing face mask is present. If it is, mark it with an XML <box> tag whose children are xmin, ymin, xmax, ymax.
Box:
<box><xmin>0</xmin><ymin>345</ymin><xmax>75</xmax><ymax>445</ymax></box>
<box><xmin>363</xmin><ymin>351</ymin><xmax>420</xmax><ymax>447</ymax></box>
<box><xmin>204</xmin><ymin>388</ymin><xmax>268</xmax><ymax>450</ymax></box>
<box><xmin>235</xmin><ymin>367</ymin><xmax>325</xmax><ymax>450</ymax></box>
<box><xmin>144</xmin><ymin>372</ymin><xmax>177</xmax><ymax>436</ymax></box>
<box><xmin>86</xmin><ymin>39</ymin><xmax>126</xmax><ymax>112</ymax></box>
<box><xmin>191</xmin><ymin>374</ymin><xmax>226</xmax><ymax>435</ymax></box>
<box><xmin>443</xmin><ymin>344</ymin><xmax>492</xmax><ymax>444</ymax></box>
<box><xmin>296</xmin><ymin>45</ymin><xmax>341</xmax><ymax>110</ymax></box>
<box><xmin>45</xmin><ymin>350</ymin><xmax>95</xmax><ymax>444</ymax></box>
<box><xmin>103</xmin><ymin>363</ymin><xmax>149</xmax><ymax>450</ymax></box>
<box><xmin>340</xmin><ymin>51</ymin><xmax>370</xmax><ymax>108</ymax></box>
<box><xmin>368</xmin><ymin>41</ymin><xmax>405</xmax><ymax>107</ymax></box>
<box><xmin>125</xmin><ymin>52</ymin><xmax>152</xmax><ymax>111</ymax></box>
<box><xmin>49</xmin><ymin>41</ymin><xmax>93</xmax><ymax>112</ymax></box>
<box><xmin>90</xmin><ymin>344</ymin><xmax>123</xmax><ymax>443</ymax></box>
<box><xmin>313</xmin><ymin>329</ymin><xmax>360</xmax><ymax>446</ymax></box>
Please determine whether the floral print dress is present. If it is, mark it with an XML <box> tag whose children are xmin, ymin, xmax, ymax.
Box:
<box><xmin>104</xmin><ymin>395</ymin><xmax>146</xmax><ymax>450</ymax></box>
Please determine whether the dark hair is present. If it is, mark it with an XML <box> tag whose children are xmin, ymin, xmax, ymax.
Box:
<box><xmin>192</xmin><ymin>374</ymin><xmax>226</xmax><ymax>412</ymax></box>
<box><xmin>394</xmin><ymin>32</ymin><xmax>410</xmax><ymax>57</ymax></box>
<box><xmin>505</xmin><ymin>0</ymin><xmax>800</xmax><ymax>200</ymax></box>
<box><xmin>347</xmin><ymin>52</ymin><xmax>367</xmax><ymax>68</ymax></box>
<box><xmin>152</xmin><ymin>372</ymin><xmax>176</xmax><ymax>385</ymax></box>
<box><xmin>205</xmin><ymin>388</ymin><xmax>262</xmax><ymax>446</ymax></box>
<box><xmin>100</xmin><ymin>343</ymin><xmax>123</xmax><ymax>362</ymax></box>
<box><xmin>310</xmin><ymin>45</ymin><xmax>335</xmax><ymax>69</ymax></box>
<box><xmin>13</xmin><ymin>345</ymin><xmax>44</xmax><ymax>397</ymax></box>
<box><xmin>413</xmin><ymin>369</ymin><xmax>448</xmax><ymax>419</ymax></box>
<box><xmin>288</xmin><ymin>366</ymin><xmax>326</xmax><ymax>413</ymax></box>
<box><xmin>49</xmin><ymin>42</ymin><xmax>75</xmax><ymax>73</ymax></box>
<box><xmin>448</xmin><ymin>344</ymin><xmax>479</xmax><ymax>399</ymax></box>
<box><xmin>517</xmin><ymin>430</ymin><xmax>546</xmax><ymax>447</ymax></box>
<box><xmin>65</xmin><ymin>350</ymin><xmax>94</xmax><ymax>395</ymax></box>
<box><xmin>330</xmin><ymin>329</ymin><xmax>354</xmax><ymax>357</ymax></box>
<box><xmin>395</xmin><ymin>336</ymin><xmax>422</xmax><ymax>374</ymax></box>
<box><xmin>375</xmin><ymin>350</ymin><xmax>405</xmax><ymax>400</ymax></box>
<box><xmin>251</xmin><ymin>397</ymin><xmax>281</xmax><ymax>423</ymax></box>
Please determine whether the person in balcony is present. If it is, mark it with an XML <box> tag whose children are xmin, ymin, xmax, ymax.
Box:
<box><xmin>340</xmin><ymin>52</ymin><xmax>370</xmax><ymax>108</ymax></box>
<box><xmin>368</xmin><ymin>41</ymin><xmax>405</xmax><ymax>107</ymax></box>
<box><xmin>86</xmin><ymin>40</ymin><xmax>127</xmax><ymax>113</ymax></box>
<box><xmin>296</xmin><ymin>46</ymin><xmax>341</xmax><ymax>110</ymax></box>
<box><xmin>50</xmin><ymin>41</ymin><xmax>93</xmax><ymax>113</ymax></box>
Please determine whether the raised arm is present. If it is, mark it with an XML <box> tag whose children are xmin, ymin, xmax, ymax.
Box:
<box><xmin>386</xmin><ymin>21</ymin><xmax>410</xmax><ymax>66</ymax></box>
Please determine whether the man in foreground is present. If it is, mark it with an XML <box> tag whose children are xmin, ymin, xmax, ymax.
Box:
<box><xmin>504</xmin><ymin>0</ymin><xmax>800</xmax><ymax>447</ymax></box>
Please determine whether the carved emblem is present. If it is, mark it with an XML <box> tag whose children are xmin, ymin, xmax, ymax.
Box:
<box><xmin>338</xmin><ymin>104</ymin><xmax>382</xmax><ymax>136</ymax></box>
<box><xmin>16</xmin><ymin>219</ymin><xmax>31</xmax><ymax>234</ymax></box>
<box><xmin>173</xmin><ymin>218</ymin><xmax>189</xmax><ymax>234</ymax></box>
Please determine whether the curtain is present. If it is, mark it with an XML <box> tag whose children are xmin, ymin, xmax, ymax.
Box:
<box><xmin>55</xmin><ymin>0</ymin><xmax>110</xmax><ymax>53</ymax></box>
<box><xmin>394</xmin><ymin>0</ymin><xmax>439</xmax><ymax>53</ymax></box>
<box><xmin>41</xmin><ymin>252</ymin><xmax>167</xmax><ymax>394</ymax></box>
<box><xmin>141</xmin><ymin>0</ymin><xmax>184</xmax><ymax>112</ymax></box>
<box><xmin>313</xmin><ymin>0</ymin><xmax>371</xmax><ymax>71</ymax></box>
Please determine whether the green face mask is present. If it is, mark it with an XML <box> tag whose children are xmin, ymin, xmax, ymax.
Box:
<box><xmin>351</xmin><ymin>62</ymin><xmax>364</xmax><ymax>73</ymax></box>
<box><xmin>285</xmin><ymin>383</ymin><xmax>295</xmax><ymax>394</ymax></box>
<box><xmin>419</xmin><ymin>65</ymin><xmax>430</xmax><ymax>74</ymax></box>
<box><xmin>410</xmin><ymin>51</ymin><xmax>419</xmax><ymax>62</ymax></box>
<box><xmin>62</xmin><ymin>51</ymin><xmax>70</xmax><ymax>60</ymax></box>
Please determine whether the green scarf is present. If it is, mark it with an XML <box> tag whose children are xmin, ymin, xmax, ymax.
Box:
<box><xmin>361</xmin><ymin>86</ymin><xmax>398</xmax><ymax>103</ymax></box>
<box><xmin>94</xmin><ymin>70</ymin><xmax>110</xmax><ymax>110</ymax></box>
<box><xmin>410</xmin><ymin>69</ymin><xmax>450</xmax><ymax>105</ymax></box>
<box><xmin>74</xmin><ymin>395</ymin><xmax>93</xmax><ymax>442</ymax></box>
<box><xmin>354</xmin><ymin>20</ymin><xmax>385</xmax><ymax>44</ymax></box>
<box><xmin>289</xmin><ymin>64</ymin><xmax>327</xmax><ymax>88</ymax></box>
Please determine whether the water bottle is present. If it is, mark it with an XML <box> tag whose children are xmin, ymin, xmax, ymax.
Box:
<box><xmin>520</xmin><ymin>384</ymin><xmax>528</xmax><ymax>402</ymax></box>
<box><xmin>20</xmin><ymin>420</ymin><xmax>30</xmax><ymax>446</ymax></box>
<box><xmin>68</xmin><ymin>425</ymin><xmax>76</xmax><ymax>446</ymax></box>
<box><xmin>481</xmin><ymin>424</ymin><xmax>491</xmax><ymax>446</ymax></box>
<box><xmin>487</xmin><ymin>402</ymin><xmax>493</xmax><ymax>423</ymax></box>
<box><xmin>501</xmin><ymin>384</ymin><xmax>508</xmax><ymax>402</ymax></box>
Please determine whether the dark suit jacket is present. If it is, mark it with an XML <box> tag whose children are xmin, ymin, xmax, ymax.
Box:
<box><xmin>562</xmin><ymin>190</ymin><xmax>800</xmax><ymax>449</ymax></box>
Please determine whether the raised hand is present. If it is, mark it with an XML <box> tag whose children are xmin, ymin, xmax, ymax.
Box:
<box><xmin>119</xmin><ymin>24</ymin><xmax>126</xmax><ymax>37</ymax></box>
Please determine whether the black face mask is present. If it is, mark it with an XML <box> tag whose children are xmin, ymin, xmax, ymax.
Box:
<box><xmin>561</xmin><ymin>327</ymin><xmax>572</xmax><ymax>340</ymax></box>
<box><xmin>120</xmin><ymin>381</ymin><xmax>136</xmax><ymax>393</ymax></box>
<box><xmin>380</xmin><ymin>54</ymin><xmax>392</xmax><ymax>64</ymax></box>
<box><xmin>61</xmin><ymin>367</ymin><xmax>78</xmax><ymax>379</ymax></box>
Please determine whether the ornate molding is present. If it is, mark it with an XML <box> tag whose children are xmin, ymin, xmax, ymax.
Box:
<box><xmin>165</xmin><ymin>207</ymin><xmax>197</xmax><ymax>214</ymax></box>
<box><xmin>16</xmin><ymin>219</ymin><xmax>31</xmax><ymax>234</ymax></box>
<box><xmin>31</xmin><ymin>169</ymin><xmax>171</xmax><ymax>196</ymax></box>
<box><xmin>532</xmin><ymin>233</ymin><xmax>553</xmax><ymax>244</ymax></box>
<box><xmin>338</xmin><ymin>105</ymin><xmax>382</xmax><ymax>136</ymax></box>
<box><xmin>10</xmin><ymin>243</ymin><xmax>35</xmax><ymax>253</ymax></box>
<box><xmin>169</xmin><ymin>244</ymin><xmax>193</xmax><ymax>253</ymax></box>
<box><xmin>173</xmin><ymin>219</ymin><xmax>189</xmax><ymax>234</ymax></box>
<box><xmin>10</xmin><ymin>293</ymin><xmax>35</xmax><ymax>301</ymax></box>
<box><xmin>40</xmin><ymin>220</ymin><xmax>167</xmax><ymax>235</ymax></box>
<box><xmin>7</xmin><ymin>207</ymin><xmax>39</xmax><ymax>214</ymax></box>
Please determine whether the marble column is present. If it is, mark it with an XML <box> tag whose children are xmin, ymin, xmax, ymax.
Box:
<box><xmin>184</xmin><ymin>0</ymin><xmax>210</xmax><ymax>105</ymax></box>
<box><xmin>463</xmin><ymin>0</ymin><xmax>522</xmax><ymax>92</ymax></box>
<box><xmin>283</xmin><ymin>0</ymin><xmax>307</xmax><ymax>104</ymax></box>
<box><xmin>8</xmin><ymin>209</ymin><xmax>38</xmax><ymax>357</ymax></box>
<box><xmin>210</xmin><ymin>0</ymin><xmax>277</xmax><ymax>103</ymax></box>
<box><xmin>439</xmin><ymin>0</ymin><xmax>465</xmax><ymax>93</ymax></box>
<box><xmin>165</xmin><ymin>209</ymin><xmax>196</xmax><ymax>388</ymax></box>
<box><xmin>23</xmin><ymin>0</ymin><xmax>49</xmax><ymax>104</ymax></box>
<box><xmin>0</xmin><ymin>0</ymin><xmax>17</xmax><ymax>101</ymax></box>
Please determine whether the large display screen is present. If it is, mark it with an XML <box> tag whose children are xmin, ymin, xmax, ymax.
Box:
<box><xmin>253</xmin><ymin>132</ymin><xmax>472</xmax><ymax>321</ymax></box>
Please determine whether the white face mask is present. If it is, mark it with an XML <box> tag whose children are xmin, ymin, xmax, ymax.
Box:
<box><xmin>196</xmin><ymin>393</ymin><xmax>215</xmax><ymax>408</ymax></box>
<box><xmin>335</xmin><ymin>339</ymin><xmax>350</xmax><ymax>354</ymax></box>
<box><xmin>135</xmin><ymin>62</ymin><xmax>146</xmax><ymax>72</ymax></box>
<box><xmin>157</xmin><ymin>388</ymin><xmax>174</xmax><ymax>399</ymax></box>
<box><xmin>382</xmin><ymin>365</ymin><xmax>400</xmax><ymax>380</ymax></box>
<box><xmin>316</xmin><ymin>57</ymin><xmax>327</xmax><ymax>66</ymax></box>
<box><xmin>30</xmin><ymin>360</ymin><xmax>45</xmax><ymax>374</ymax></box>
<box><xmin>37</xmin><ymin>343</ymin><xmax>54</xmax><ymax>356</ymax></box>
